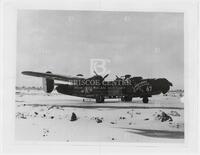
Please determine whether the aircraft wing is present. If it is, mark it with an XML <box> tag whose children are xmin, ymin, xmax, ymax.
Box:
<box><xmin>22</xmin><ymin>71</ymin><xmax>85</xmax><ymax>82</ymax></box>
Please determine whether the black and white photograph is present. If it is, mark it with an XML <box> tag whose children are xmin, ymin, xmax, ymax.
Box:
<box><xmin>1</xmin><ymin>0</ymin><xmax>200</xmax><ymax>154</ymax></box>
<box><xmin>15</xmin><ymin>10</ymin><xmax>185</xmax><ymax>143</ymax></box>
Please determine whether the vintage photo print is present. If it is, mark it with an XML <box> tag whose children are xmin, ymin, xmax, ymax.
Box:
<box><xmin>15</xmin><ymin>10</ymin><xmax>185</xmax><ymax>143</ymax></box>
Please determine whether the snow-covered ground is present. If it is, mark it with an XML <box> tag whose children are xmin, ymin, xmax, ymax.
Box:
<box><xmin>15</xmin><ymin>89</ymin><xmax>184</xmax><ymax>143</ymax></box>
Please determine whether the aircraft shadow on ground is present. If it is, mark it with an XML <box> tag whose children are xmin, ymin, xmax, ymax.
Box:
<box><xmin>58</xmin><ymin>105</ymin><xmax>183</xmax><ymax>110</ymax></box>
<box><xmin>119</xmin><ymin>127</ymin><xmax>184</xmax><ymax>139</ymax></box>
<box><xmin>24</xmin><ymin>103</ymin><xmax>183</xmax><ymax>110</ymax></box>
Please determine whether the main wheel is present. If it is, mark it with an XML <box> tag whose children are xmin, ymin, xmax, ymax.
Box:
<box><xmin>142</xmin><ymin>97</ymin><xmax>149</xmax><ymax>103</ymax></box>
<box><xmin>96</xmin><ymin>96</ymin><xmax>105</xmax><ymax>103</ymax></box>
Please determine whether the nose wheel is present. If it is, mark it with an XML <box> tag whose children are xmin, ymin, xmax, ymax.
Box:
<box><xmin>96</xmin><ymin>96</ymin><xmax>105</xmax><ymax>103</ymax></box>
<box><xmin>142</xmin><ymin>97</ymin><xmax>149</xmax><ymax>103</ymax></box>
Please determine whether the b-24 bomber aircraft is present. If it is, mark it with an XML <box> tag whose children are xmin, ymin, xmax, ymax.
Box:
<box><xmin>22</xmin><ymin>71</ymin><xmax>173</xmax><ymax>103</ymax></box>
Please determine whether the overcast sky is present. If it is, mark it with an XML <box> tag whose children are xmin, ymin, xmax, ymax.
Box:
<box><xmin>16</xmin><ymin>10</ymin><xmax>184</xmax><ymax>89</ymax></box>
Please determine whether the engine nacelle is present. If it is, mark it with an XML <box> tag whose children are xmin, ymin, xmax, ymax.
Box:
<box><xmin>42</xmin><ymin>71</ymin><xmax>54</xmax><ymax>93</ymax></box>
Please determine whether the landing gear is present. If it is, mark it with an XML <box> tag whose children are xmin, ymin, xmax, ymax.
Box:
<box><xmin>96</xmin><ymin>96</ymin><xmax>105</xmax><ymax>103</ymax></box>
<box><xmin>142</xmin><ymin>97</ymin><xmax>149</xmax><ymax>103</ymax></box>
<box><xmin>121</xmin><ymin>96</ymin><xmax>132</xmax><ymax>102</ymax></box>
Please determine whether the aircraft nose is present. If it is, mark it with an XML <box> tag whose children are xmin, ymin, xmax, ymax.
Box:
<box><xmin>162</xmin><ymin>85</ymin><xmax>170</xmax><ymax>94</ymax></box>
<box><xmin>162</xmin><ymin>78</ymin><xmax>173</xmax><ymax>87</ymax></box>
<box><xmin>168</xmin><ymin>81</ymin><xmax>173</xmax><ymax>86</ymax></box>
<box><xmin>161</xmin><ymin>79</ymin><xmax>173</xmax><ymax>94</ymax></box>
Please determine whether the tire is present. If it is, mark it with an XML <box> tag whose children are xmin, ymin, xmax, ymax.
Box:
<box><xmin>142</xmin><ymin>97</ymin><xmax>148</xmax><ymax>103</ymax></box>
<box><xmin>121</xmin><ymin>97</ymin><xmax>125</xmax><ymax>102</ymax></box>
<box><xmin>96</xmin><ymin>96</ymin><xmax>105</xmax><ymax>103</ymax></box>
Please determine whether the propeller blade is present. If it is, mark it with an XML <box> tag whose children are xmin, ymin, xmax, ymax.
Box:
<box><xmin>103</xmin><ymin>74</ymin><xmax>109</xmax><ymax>79</ymax></box>
<box><xmin>93</xmin><ymin>70</ymin><xmax>98</xmax><ymax>76</ymax></box>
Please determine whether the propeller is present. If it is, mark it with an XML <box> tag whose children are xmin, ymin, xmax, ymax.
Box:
<box><xmin>93</xmin><ymin>70</ymin><xmax>109</xmax><ymax>81</ymax></box>
<box><xmin>93</xmin><ymin>70</ymin><xmax>98</xmax><ymax>76</ymax></box>
<box><xmin>115</xmin><ymin>75</ymin><xmax>122</xmax><ymax>80</ymax></box>
<box><xmin>103</xmin><ymin>74</ymin><xmax>109</xmax><ymax>80</ymax></box>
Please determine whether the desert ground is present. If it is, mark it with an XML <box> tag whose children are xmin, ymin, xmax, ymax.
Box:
<box><xmin>15</xmin><ymin>88</ymin><xmax>184</xmax><ymax>143</ymax></box>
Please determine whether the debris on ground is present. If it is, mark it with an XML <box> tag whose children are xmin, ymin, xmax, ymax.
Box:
<box><xmin>48</xmin><ymin>106</ymin><xmax>55</xmax><ymax>110</ymax></box>
<box><xmin>16</xmin><ymin>112</ymin><xmax>27</xmax><ymax>119</ymax></box>
<box><xmin>119</xmin><ymin>116</ymin><xmax>126</xmax><ymax>120</ymax></box>
<box><xmin>169</xmin><ymin>111</ymin><xmax>181</xmax><ymax>117</ymax></box>
<box><xmin>110</xmin><ymin>122</ymin><xmax>116</xmax><ymax>124</ymax></box>
<box><xmin>94</xmin><ymin>117</ymin><xmax>103</xmax><ymax>123</ymax></box>
<box><xmin>42</xmin><ymin>128</ymin><xmax>49</xmax><ymax>137</ymax></box>
<box><xmin>179</xmin><ymin>93</ymin><xmax>184</xmax><ymax>97</ymax></box>
<box><xmin>50</xmin><ymin>116</ymin><xmax>54</xmax><ymax>119</ymax></box>
<box><xmin>70</xmin><ymin>112</ymin><xmax>77</xmax><ymax>121</ymax></box>
<box><xmin>127</xmin><ymin>110</ymin><xmax>134</xmax><ymax>118</ymax></box>
<box><xmin>156</xmin><ymin>111</ymin><xmax>173</xmax><ymax>122</ymax></box>
<box><xmin>169</xmin><ymin>122</ymin><xmax>184</xmax><ymax>129</ymax></box>
<box><xmin>96</xmin><ymin>119</ymin><xmax>102</xmax><ymax>123</ymax></box>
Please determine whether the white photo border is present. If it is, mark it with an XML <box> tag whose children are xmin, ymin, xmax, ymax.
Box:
<box><xmin>1</xmin><ymin>0</ymin><xmax>199</xmax><ymax>154</ymax></box>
